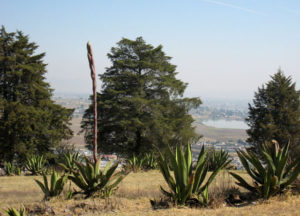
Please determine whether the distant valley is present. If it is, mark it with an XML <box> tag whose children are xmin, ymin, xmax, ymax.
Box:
<box><xmin>54</xmin><ymin>95</ymin><xmax>249</xmax><ymax>148</ymax></box>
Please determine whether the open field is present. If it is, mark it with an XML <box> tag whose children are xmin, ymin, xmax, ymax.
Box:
<box><xmin>1</xmin><ymin>170</ymin><xmax>300</xmax><ymax>215</ymax></box>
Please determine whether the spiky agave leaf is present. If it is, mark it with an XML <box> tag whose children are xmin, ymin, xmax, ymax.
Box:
<box><xmin>59</xmin><ymin>152</ymin><xmax>81</xmax><ymax>173</ymax></box>
<box><xmin>35</xmin><ymin>174</ymin><xmax>49</xmax><ymax>198</ymax></box>
<box><xmin>35</xmin><ymin>171</ymin><xmax>67</xmax><ymax>200</ymax></box>
<box><xmin>5</xmin><ymin>206</ymin><xmax>26</xmax><ymax>216</ymax></box>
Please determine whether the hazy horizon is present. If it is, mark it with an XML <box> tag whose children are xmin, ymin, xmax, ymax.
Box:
<box><xmin>1</xmin><ymin>0</ymin><xmax>299</xmax><ymax>101</ymax></box>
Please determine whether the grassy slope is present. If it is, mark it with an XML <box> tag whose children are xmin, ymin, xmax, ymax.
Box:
<box><xmin>0</xmin><ymin>171</ymin><xmax>299</xmax><ymax>215</ymax></box>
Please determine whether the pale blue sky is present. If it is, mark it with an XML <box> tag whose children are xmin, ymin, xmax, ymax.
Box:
<box><xmin>1</xmin><ymin>0</ymin><xmax>300</xmax><ymax>100</ymax></box>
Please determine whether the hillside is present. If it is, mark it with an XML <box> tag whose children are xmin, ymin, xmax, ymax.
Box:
<box><xmin>194</xmin><ymin>123</ymin><xmax>247</xmax><ymax>142</ymax></box>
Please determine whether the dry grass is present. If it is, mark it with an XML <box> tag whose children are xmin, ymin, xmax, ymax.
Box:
<box><xmin>116</xmin><ymin>170</ymin><xmax>167</xmax><ymax>199</ymax></box>
<box><xmin>0</xmin><ymin>170</ymin><xmax>300</xmax><ymax>215</ymax></box>
<box><xmin>0</xmin><ymin>175</ymin><xmax>44</xmax><ymax>205</ymax></box>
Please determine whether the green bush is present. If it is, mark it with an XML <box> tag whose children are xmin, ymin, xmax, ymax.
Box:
<box><xmin>68</xmin><ymin>158</ymin><xmax>124</xmax><ymax>198</ymax></box>
<box><xmin>24</xmin><ymin>155</ymin><xmax>47</xmax><ymax>175</ymax></box>
<box><xmin>124</xmin><ymin>154</ymin><xmax>145</xmax><ymax>172</ymax></box>
<box><xmin>142</xmin><ymin>152</ymin><xmax>158</xmax><ymax>170</ymax></box>
<box><xmin>158</xmin><ymin>144</ymin><xmax>230</xmax><ymax>205</ymax></box>
<box><xmin>124</xmin><ymin>152</ymin><xmax>158</xmax><ymax>172</ymax></box>
<box><xmin>230</xmin><ymin>141</ymin><xmax>300</xmax><ymax>199</ymax></box>
<box><xmin>35</xmin><ymin>171</ymin><xmax>68</xmax><ymax>200</ymax></box>
<box><xmin>4</xmin><ymin>162</ymin><xmax>21</xmax><ymax>176</ymax></box>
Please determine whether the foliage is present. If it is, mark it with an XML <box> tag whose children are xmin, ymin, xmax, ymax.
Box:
<box><xmin>246</xmin><ymin>70</ymin><xmax>300</xmax><ymax>158</ymax></box>
<box><xmin>35</xmin><ymin>171</ymin><xmax>68</xmax><ymax>200</ymax></box>
<box><xmin>0</xmin><ymin>26</ymin><xmax>73</xmax><ymax>163</ymax></box>
<box><xmin>207</xmin><ymin>148</ymin><xmax>232</xmax><ymax>171</ymax></box>
<box><xmin>81</xmin><ymin>37</ymin><xmax>201</xmax><ymax>157</ymax></box>
<box><xmin>4</xmin><ymin>208</ymin><xmax>26</xmax><ymax>216</ymax></box>
<box><xmin>68</xmin><ymin>157</ymin><xmax>124</xmax><ymax>198</ymax></box>
<box><xmin>199</xmin><ymin>186</ymin><xmax>209</xmax><ymax>207</ymax></box>
<box><xmin>4</xmin><ymin>161</ymin><xmax>21</xmax><ymax>176</ymax></box>
<box><xmin>230</xmin><ymin>141</ymin><xmax>300</xmax><ymax>199</ymax></box>
<box><xmin>58</xmin><ymin>152</ymin><xmax>82</xmax><ymax>173</ymax></box>
<box><xmin>66</xmin><ymin>190</ymin><xmax>73</xmax><ymax>200</ymax></box>
<box><xmin>4</xmin><ymin>207</ymin><xmax>26</xmax><ymax>216</ymax></box>
<box><xmin>124</xmin><ymin>152</ymin><xmax>158</xmax><ymax>172</ymax></box>
<box><xmin>24</xmin><ymin>155</ymin><xmax>47</xmax><ymax>175</ymax></box>
<box><xmin>124</xmin><ymin>154</ymin><xmax>145</xmax><ymax>172</ymax></box>
<box><xmin>158</xmin><ymin>144</ymin><xmax>231</xmax><ymax>205</ymax></box>
<box><xmin>142</xmin><ymin>152</ymin><xmax>158</xmax><ymax>170</ymax></box>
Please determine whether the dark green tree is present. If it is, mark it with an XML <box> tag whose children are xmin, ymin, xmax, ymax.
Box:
<box><xmin>81</xmin><ymin>37</ymin><xmax>201</xmax><ymax>157</ymax></box>
<box><xmin>0</xmin><ymin>26</ymin><xmax>73</xmax><ymax>163</ymax></box>
<box><xmin>246</xmin><ymin>70</ymin><xmax>300</xmax><ymax>157</ymax></box>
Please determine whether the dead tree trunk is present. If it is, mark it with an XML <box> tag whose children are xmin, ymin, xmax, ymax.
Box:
<box><xmin>87</xmin><ymin>42</ymin><xmax>98</xmax><ymax>163</ymax></box>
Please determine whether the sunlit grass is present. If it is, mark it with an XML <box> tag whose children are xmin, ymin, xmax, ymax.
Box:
<box><xmin>0</xmin><ymin>170</ymin><xmax>299</xmax><ymax>215</ymax></box>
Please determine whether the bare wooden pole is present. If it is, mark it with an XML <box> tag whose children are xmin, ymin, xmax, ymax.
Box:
<box><xmin>87</xmin><ymin>42</ymin><xmax>98</xmax><ymax>163</ymax></box>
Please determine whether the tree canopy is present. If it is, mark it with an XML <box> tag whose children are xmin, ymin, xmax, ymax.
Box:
<box><xmin>0</xmin><ymin>26</ymin><xmax>73</xmax><ymax>163</ymax></box>
<box><xmin>246</xmin><ymin>70</ymin><xmax>300</xmax><ymax>157</ymax></box>
<box><xmin>81</xmin><ymin>37</ymin><xmax>201</xmax><ymax>157</ymax></box>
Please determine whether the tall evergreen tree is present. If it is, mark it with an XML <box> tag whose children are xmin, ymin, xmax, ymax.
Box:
<box><xmin>0</xmin><ymin>26</ymin><xmax>73</xmax><ymax>162</ymax></box>
<box><xmin>81</xmin><ymin>37</ymin><xmax>201</xmax><ymax>157</ymax></box>
<box><xmin>246</xmin><ymin>70</ymin><xmax>300</xmax><ymax>157</ymax></box>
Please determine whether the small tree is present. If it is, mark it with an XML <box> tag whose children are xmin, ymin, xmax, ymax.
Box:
<box><xmin>246</xmin><ymin>70</ymin><xmax>300</xmax><ymax>158</ymax></box>
<box><xmin>0</xmin><ymin>26</ymin><xmax>73</xmax><ymax>162</ymax></box>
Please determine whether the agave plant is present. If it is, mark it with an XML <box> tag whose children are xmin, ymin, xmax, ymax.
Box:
<box><xmin>35</xmin><ymin>170</ymin><xmax>68</xmax><ymax>200</ymax></box>
<box><xmin>208</xmin><ymin>148</ymin><xmax>232</xmax><ymax>171</ymax></box>
<box><xmin>158</xmin><ymin>144</ymin><xmax>231</xmax><ymax>205</ymax></box>
<box><xmin>124</xmin><ymin>154</ymin><xmax>145</xmax><ymax>172</ymax></box>
<box><xmin>4</xmin><ymin>162</ymin><xmax>21</xmax><ymax>176</ymax></box>
<box><xmin>142</xmin><ymin>152</ymin><xmax>158</xmax><ymax>170</ymax></box>
<box><xmin>59</xmin><ymin>152</ymin><xmax>82</xmax><ymax>173</ymax></box>
<box><xmin>4</xmin><ymin>207</ymin><xmax>26</xmax><ymax>216</ymax></box>
<box><xmin>230</xmin><ymin>141</ymin><xmax>300</xmax><ymax>199</ymax></box>
<box><xmin>68</xmin><ymin>157</ymin><xmax>124</xmax><ymax>198</ymax></box>
<box><xmin>24</xmin><ymin>155</ymin><xmax>47</xmax><ymax>175</ymax></box>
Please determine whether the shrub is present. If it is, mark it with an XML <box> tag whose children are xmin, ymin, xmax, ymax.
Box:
<box><xmin>35</xmin><ymin>171</ymin><xmax>68</xmax><ymax>200</ymax></box>
<box><xmin>24</xmin><ymin>155</ymin><xmax>47</xmax><ymax>175</ymax></box>
<box><xmin>230</xmin><ymin>141</ymin><xmax>300</xmax><ymax>199</ymax></box>
<box><xmin>68</xmin><ymin>158</ymin><xmax>124</xmax><ymax>198</ymax></box>
<box><xmin>158</xmin><ymin>144</ymin><xmax>231</xmax><ymax>205</ymax></box>
<box><xmin>4</xmin><ymin>162</ymin><xmax>21</xmax><ymax>176</ymax></box>
<box><xmin>124</xmin><ymin>154</ymin><xmax>145</xmax><ymax>172</ymax></box>
<box><xmin>124</xmin><ymin>152</ymin><xmax>158</xmax><ymax>173</ymax></box>
<box><xmin>142</xmin><ymin>152</ymin><xmax>158</xmax><ymax>170</ymax></box>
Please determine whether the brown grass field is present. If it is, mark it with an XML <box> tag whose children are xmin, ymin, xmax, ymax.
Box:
<box><xmin>1</xmin><ymin>170</ymin><xmax>300</xmax><ymax>215</ymax></box>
